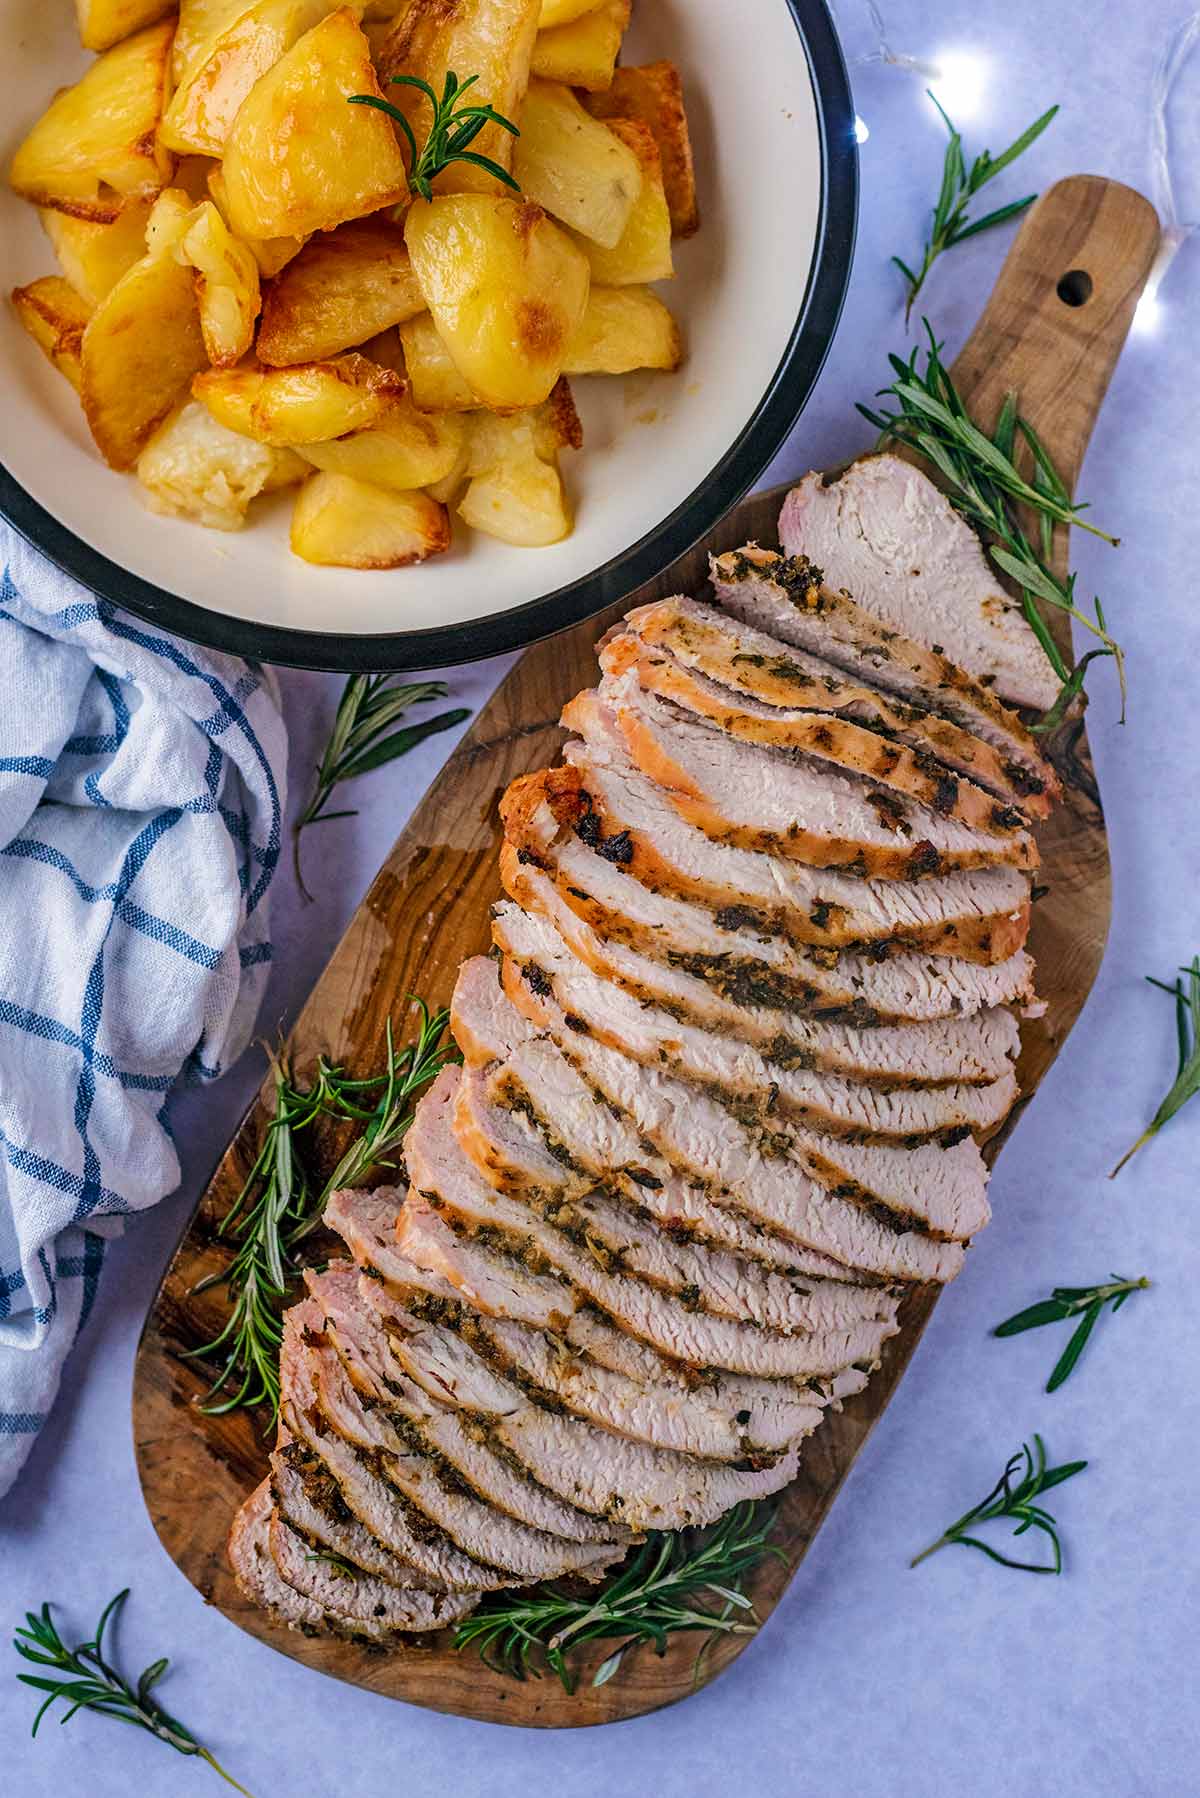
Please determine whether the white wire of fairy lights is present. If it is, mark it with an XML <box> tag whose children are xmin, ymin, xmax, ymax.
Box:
<box><xmin>849</xmin><ymin>1</ymin><xmax>1200</xmax><ymax>332</ymax></box>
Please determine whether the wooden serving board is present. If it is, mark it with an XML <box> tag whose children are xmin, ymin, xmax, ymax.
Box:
<box><xmin>133</xmin><ymin>177</ymin><xmax>1159</xmax><ymax>1727</ymax></box>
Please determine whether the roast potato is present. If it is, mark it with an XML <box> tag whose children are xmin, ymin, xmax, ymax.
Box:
<box><xmin>512</xmin><ymin>78</ymin><xmax>641</xmax><ymax>248</ymax></box>
<box><xmin>9</xmin><ymin>21</ymin><xmax>175</xmax><ymax>222</ymax></box>
<box><xmin>194</xmin><ymin>353</ymin><xmax>405</xmax><ymax>443</ymax></box>
<box><xmin>179</xmin><ymin>201</ymin><xmax>263</xmax><ymax>366</ymax></box>
<box><xmin>12</xmin><ymin>276</ymin><xmax>93</xmax><ymax>391</ymax></box>
<box><xmin>173</xmin><ymin>0</ymin><xmax>255</xmax><ymax>84</ymax></box>
<box><xmin>257</xmin><ymin>218</ymin><xmax>423</xmax><ymax>365</ymax></box>
<box><xmin>75</xmin><ymin>0</ymin><xmax>174</xmax><ymax>53</ymax></box>
<box><xmin>583</xmin><ymin>60</ymin><xmax>698</xmax><ymax>236</ymax></box>
<box><xmin>290</xmin><ymin>470</ymin><xmax>450</xmax><ymax>565</ymax></box>
<box><xmin>562</xmin><ymin>284</ymin><xmax>681</xmax><ymax>374</ymax></box>
<box><xmin>376</xmin><ymin>0</ymin><xmax>539</xmax><ymax>195</ymax></box>
<box><xmin>572</xmin><ymin>118</ymin><xmax>672</xmax><ymax>285</ymax></box>
<box><xmin>397</xmin><ymin>312</ymin><xmax>482</xmax><ymax>410</ymax></box>
<box><xmin>529</xmin><ymin>0</ymin><xmax>628</xmax><ymax>90</ymax></box>
<box><xmin>161</xmin><ymin>0</ymin><xmax>339</xmax><ymax>157</ymax></box>
<box><xmin>38</xmin><ymin>202</ymin><xmax>152</xmax><ymax>306</ymax></box>
<box><xmin>221</xmin><ymin>8</ymin><xmax>410</xmax><ymax>241</ymax></box>
<box><xmin>404</xmin><ymin>195</ymin><xmax>590</xmax><ymax>408</ymax></box>
<box><xmin>80</xmin><ymin>246</ymin><xmax>209</xmax><ymax>467</ymax></box>
<box><xmin>206</xmin><ymin>166</ymin><xmax>305</xmax><ymax>278</ymax></box>
<box><xmin>457</xmin><ymin>379</ymin><xmax>579</xmax><ymax>544</ymax></box>
<box><xmin>538</xmin><ymin>0</ymin><xmax>601</xmax><ymax>25</ymax></box>
<box><xmin>297</xmin><ymin>392</ymin><xmax>465</xmax><ymax>489</ymax></box>
<box><xmin>137</xmin><ymin>397</ymin><xmax>305</xmax><ymax>528</ymax></box>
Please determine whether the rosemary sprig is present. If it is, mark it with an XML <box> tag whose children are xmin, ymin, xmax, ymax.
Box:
<box><xmin>452</xmin><ymin>1502</ymin><xmax>786</xmax><ymax>1693</ymax></box>
<box><xmin>994</xmin><ymin>1275</ymin><xmax>1151</xmax><ymax>1391</ymax></box>
<box><xmin>188</xmin><ymin>1002</ymin><xmax>457</xmax><ymax>1421</ymax></box>
<box><xmin>1111</xmin><ymin>957</ymin><xmax>1200</xmax><ymax>1175</ymax></box>
<box><xmin>910</xmin><ymin>1434</ymin><xmax>1087</xmax><ymax>1574</ymax></box>
<box><xmin>14</xmin><ymin>1590</ymin><xmax>254</xmax><ymax>1795</ymax></box>
<box><xmin>294</xmin><ymin>675</ymin><xmax>469</xmax><ymax>898</ymax></box>
<box><xmin>349</xmin><ymin>69</ymin><xmax>520</xmax><ymax>201</ymax></box>
<box><xmin>859</xmin><ymin>328</ymin><xmax>1123</xmax><ymax>728</ymax></box>
<box><xmin>895</xmin><ymin>94</ymin><xmax>1058</xmax><ymax>320</ymax></box>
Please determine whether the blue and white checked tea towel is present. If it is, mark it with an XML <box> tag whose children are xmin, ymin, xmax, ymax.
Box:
<box><xmin>0</xmin><ymin>523</ymin><xmax>287</xmax><ymax>1497</ymax></box>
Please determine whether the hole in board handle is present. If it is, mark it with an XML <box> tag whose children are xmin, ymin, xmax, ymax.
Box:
<box><xmin>1056</xmin><ymin>269</ymin><xmax>1093</xmax><ymax>307</ymax></box>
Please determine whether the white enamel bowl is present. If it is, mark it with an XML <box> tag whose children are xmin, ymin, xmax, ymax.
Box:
<box><xmin>0</xmin><ymin>0</ymin><xmax>856</xmax><ymax>668</ymax></box>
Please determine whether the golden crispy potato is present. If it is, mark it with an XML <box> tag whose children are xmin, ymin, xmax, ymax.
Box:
<box><xmin>357</xmin><ymin>324</ymin><xmax>406</xmax><ymax>374</ymax></box>
<box><xmin>222</xmin><ymin>9</ymin><xmax>410</xmax><ymax>241</ymax></box>
<box><xmin>179</xmin><ymin>201</ymin><xmax>262</xmax><ymax>366</ymax></box>
<box><xmin>573</xmin><ymin>118</ymin><xmax>672</xmax><ymax>285</ymax></box>
<box><xmin>80</xmin><ymin>247</ymin><xmax>209</xmax><ymax>467</ymax></box>
<box><xmin>290</xmin><ymin>470</ymin><xmax>450</xmax><ymax>565</ymax></box>
<box><xmin>12</xmin><ymin>277</ymin><xmax>93</xmax><ymax>391</ymax></box>
<box><xmin>75</xmin><ymin>0</ymin><xmax>174</xmax><ymax>52</ymax></box>
<box><xmin>137</xmin><ymin>397</ymin><xmax>301</xmax><ymax>528</ymax></box>
<box><xmin>397</xmin><ymin>312</ymin><xmax>482</xmax><ymax>410</ymax></box>
<box><xmin>38</xmin><ymin>202</ymin><xmax>152</xmax><ymax>306</ymax></box>
<box><xmin>459</xmin><ymin>449</ymin><xmax>570</xmax><ymax>545</ymax></box>
<box><xmin>297</xmin><ymin>392</ymin><xmax>465</xmax><ymax>489</ymax></box>
<box><xmin>529</xmin><ymin>0</ymin><xmax>628</xmax><ymax>90</ymax></box>
<box><xmin>583</xmin><ymin>60</ymin><xmax>698</xmax><ymax>236</ymax></box>
<box><xmin>376</xmin><ymin>0</ymin><xmax>539</xmax><ymax>195</ymax></box>
<box><xmin>257</xmin><ymin>218</ymin><xmax>423</xmax><ymax>365</ymax></box>
<box><xmin>563</xmin><ymin>284</ymin><xmax>681</xmax><ymax>374</ymax></box>
<box><xmin>194</xmin><ymin>353</ymin><xmax>404</xmax><ymax>443</ymax></box>
<box><xmin>172</xmin><ymin>0</ymin><xmax>254</xmax><ymax>85</ymax></box>
<box><xmin>9</xmin><ymin>21</ymin><xmax>175</xmax><ymax>222</ymax></box>
<box><xmin>206</xmin><ymin>166</ymin><xmax>305</xmax><ymax>278</ymax></box>
<box><xmin>404</xmin><ymin>195</ymin><xmax>589</xmax><ymax>408</ymax></box>
<box><xmin>538</xmin><ymin>0</ymin><xmax>600</xmax><ymax>25</ymax></box>
<box><xmin>513</xmin><ymin>79</ymin><xmax>641</xmax><ymax>248</ymax></box>
<box><xmin>144</xmin><ymin>186</ymin><xmax>198</xmax><ymax>255</ymax></box>
<box><xmin>161</xmin><ymin>0</ymin><xmax>339</xmax><ymax>157</ymax></box>
<box><xmin>457</xmin><ymin>378</ymin><xmax>578</xmax><ymax>544</ymax></box>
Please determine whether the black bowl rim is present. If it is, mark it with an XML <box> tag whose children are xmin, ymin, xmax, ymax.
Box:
<box><xmin>0</xmin><ymin>0</ymin><xmax>857</xmax><ymax>673</ymax></box>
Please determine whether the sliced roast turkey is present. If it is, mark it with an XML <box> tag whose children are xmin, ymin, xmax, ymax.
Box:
<box><xmin>601</xmin><ymin>631</ymin><xmax>1029</xmax><ymax>837</ymax></box>
<box><xmin>229</xmin><ymin>1480</ymin><xmax>400</xmax><ymax>1643</ymax></box>
<box><xmin>577</xmin><ymin>675</ymin><xmax>1038</xmax><ymax>879</ymax></box>
<box><xmin>501</xmin><ymin>839</ymin><xmax>1030</xmax><ymax>1051</ymax></box>
<box><xmin>267</xmin><ymin>1511</ymin><xmax>476</xmax><ymax>1633</ymax></box>
<box><xmin>778</xmin><ymin>456</ymin><xmax>1061</xmax><ymax>712</ymax></box>
<box><xmin>710</xmin><ymin>543</ymin><xmax>1057</xmax><ymax>803</ymax></box>
<box><xmin>613</xmin><ymin>592</ymin><xmax>1052</xmax><ymax>817</ymax></box>
<box><xmin>270</xmin><ymin>1437</ymin><xmax>453</xmax><ymax>1593</ymax></box>
<box><xmin>515</xmin><ymin>749</ymin><xmax>1032</xmax><ymax>965</ymax></box>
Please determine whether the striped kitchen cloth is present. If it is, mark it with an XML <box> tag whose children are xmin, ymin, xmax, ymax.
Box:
<box><xmin>0</xmin><ymin>524</ymin><xmax>287</xmax><ymax>1497</ymax></box>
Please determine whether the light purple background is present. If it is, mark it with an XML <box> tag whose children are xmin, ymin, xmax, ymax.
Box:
<box><xmin>3</xmin><ymin>2</ymin><xmax>1199</xmax><ymax>1792</ymax></box>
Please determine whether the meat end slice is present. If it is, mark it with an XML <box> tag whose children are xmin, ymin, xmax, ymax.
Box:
<box><xmin>615</xmin><ymin>591</ymin><xmax>1052</xmax><ymax>817</ymax></box>
<box><xmin>601</xmin><ymin>631</ymin><xmax>1029</xmax><ymax>837</ymax></box>
<box><xmin>570</xmin><ymin>678</ymin><xmax>1038</xmax><ymax>879</ymax></box>
<box><xmin>779</xmin><ymin>455</ymin><xmax>1061</xmax><ymax>711</ymax></box>
<box><xmin>711</xmin><ymin>543</ymin><xmax>1057</xmax><ymax>804</ymax></box>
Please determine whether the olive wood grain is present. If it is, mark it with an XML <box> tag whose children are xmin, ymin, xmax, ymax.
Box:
<box><xmin>133</xmin><ymin>176</ymin><xmax>1159</xmax><ymax>1727</ymax></box>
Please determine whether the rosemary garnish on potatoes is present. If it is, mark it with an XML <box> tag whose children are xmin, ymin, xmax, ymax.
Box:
<box><xmin>860</xmin><ymin>331</ymin><xmax>1123</xmax><ymax>728</ymax></box>
<box><xmin>294</xmin><ymin>675</ymin><xmax>469</xmax><ymax>898</ymax></box>
<box><xmin>453</xmin><ymin>1502</ymin><xmax>786</xmax><ymax>1692</ymax></box>
<box><xmin>349</xmin><ymin>68</ymin><xmax>521</xmax><ymax>200</ymax></box>
<box><xmin>910</xmin><ymin>1435</ymin><xmax>1087</xmax><ymax>1575</ymax></box>
<box><xmin>894</xmin><ymin>95</ymin><xmax>1058</xmax><ymax>320</ymax></box>
<box><xmin>1111</xmin><ymin>956</ymin><xmax>1200</xmax><ymax>1175</ymax></box>
<box><xmin>189</xmin><ymin>1003</ymin><xmax>457</xmax><ymax>1421</ymax></box>
<box><xmin>14</xmin><ymin>1590</ymin><xmax>254</xmax><ymax>1795</ymax></box>
<box><xmin>994</xmin><ymin>1276</ymin><xmax>1151</xmax><ymax>1391</ymax></box>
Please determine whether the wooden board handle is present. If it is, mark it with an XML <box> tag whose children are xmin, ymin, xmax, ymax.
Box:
<box><xmin>953</xmin><ymin>175</ymin><xmax>1159</xmax><ymax>494</ymax></box>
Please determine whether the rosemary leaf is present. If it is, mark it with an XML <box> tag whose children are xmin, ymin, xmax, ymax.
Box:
<box><xmin>994</xmin><ymin>1275</ymin><xmax>1149</xmax><ymax>1391</ymax></box>
<box><xmin>348</xmin><ymin>68</ymin><xmax>520</xmax><ymax>201</ymax></box>
<box><xmin>1111</xmin><ymin>958</ymin><xmax>1200</xmax><ymax>1174</ymax></box>
<box><xmin>911</xmin><ymin>1435</ymin><xmax>1087</xmax><ymax>1575</ymax></box>
<box><xmin>897</xmin><ymin>94</ymin><xmax>1058</xmax><ymax>320</ymax></box>
<box><xmin>14</xmin><ymin>1591</ymin><xmax>254</xmax><ymax>1795</ymax></box>
<box><xmin>294</xmin><ymin>673</ymin><xmax>468</xmax><ymax>898</ymax></box>
<box><xmin>453</xmin><ymin>1502</ymin><xmax>786</xmax><ymax>1693</ymax></box>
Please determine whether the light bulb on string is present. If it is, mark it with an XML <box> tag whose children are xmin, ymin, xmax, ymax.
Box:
<box><xmin>924</xmin><ymin>48</ymin><xmax>990</xmax><ymax>123</ymax></box>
